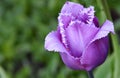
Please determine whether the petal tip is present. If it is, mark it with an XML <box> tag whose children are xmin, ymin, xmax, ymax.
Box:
<box><xmin>105</xmin><ymin>20</ymin><xmax>115</xmax><ymax>34</ymax></box>
<box><xmin>44</xmin><ymin>31</ymin><xmax>67</xmax><ymax>53</ymax></box>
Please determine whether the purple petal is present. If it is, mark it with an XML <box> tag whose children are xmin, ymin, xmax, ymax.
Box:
<box><xmin>93</xmin><ymin>17</ymin><xmax>99</xmax><ymax>27</ymax></box>
<box><xmin>60</xmin><ymin>52</ymin><xmax>84</xmax><ymax>70</ymax></box>
<box><xmin>90</xmin><ymin>20</ymin><xmax>115</xmax><ymax>44</ymax></box>
<box><xmin>78</xmin><ymin>6</ymin><xmax>95</xmax><ymax>24</ymax></box>
<box><xmin>81</xmin><ymin>37</ymin><xmax>109</xmax><ymax>71</ymax></box>
<box><xmin>60</xmin><ymin>2</ymin><xmax>95</xmax><ymax>24</ymax></box>
<box><xmin>58</xmin><ymin>13</ymin><xmax>73</xmax><ymax>48</ymax></box>
<box><xmin>44</xmin><ymin>31</ymin><xmax>67</xmax><ymax>53</ymax></box>
<box><xmin>61</xmin><ymin>1</ymin><xmax>83</xmax><ymax>16</ymax></box>
<box><xmin>66</xmin><ymin>21</ymin><xmax>98</xmax><ymax>57</ymax></box>
<box><xmin>80</xmin><ymin>20</ymin><xmax>114</xmax><ymax>71</ymax></box>
<box><xmin>58</xmin><ymin>13</ymin><xmax>74</xmax><ymax>28</ymax></box>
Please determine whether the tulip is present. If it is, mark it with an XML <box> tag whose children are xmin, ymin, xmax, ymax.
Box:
<box><xmin>44</xmin><ymin>1</ymin><xmax>114</xmax><ymax>71</ymax></box>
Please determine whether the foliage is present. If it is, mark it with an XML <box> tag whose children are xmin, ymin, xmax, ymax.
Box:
<box><xmin>0</xmin><ymin>0</ymin><xmax>120</xmax><ymax>78</ymax></box>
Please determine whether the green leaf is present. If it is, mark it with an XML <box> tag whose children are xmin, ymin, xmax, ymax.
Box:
<box><xmin>95</xmin><ymin>55</ymin><xmax>114</xmax><ymax>78</ymax></box>
<box><xmin>57</xmin><ymin>67</ymin><xmax>71</xmax><ymax>78</ymax></box>
<box><xmin>0</xmin><ymin>66</ymin><xmax>7</xmax><ymax>78</ymax></box>
<box><xmin>112</xmin><ymin>35</ymin><xmax>120</xmax><ymax>78</ymax></box>
<box><xmin>114</xmin><ymin>19</ymin><xmax>120</xmax><ymax>32</ymax></box>
<box><xmin>15</xmin><ymin>65</ymin><xmax>31</xmax><ymax>78</ymax></box>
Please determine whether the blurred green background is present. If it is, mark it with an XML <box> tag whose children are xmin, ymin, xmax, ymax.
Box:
<box><xmin>0</xmin><ymin>0</ymin><xmax>120</xmax><ymax>78</ymax></box>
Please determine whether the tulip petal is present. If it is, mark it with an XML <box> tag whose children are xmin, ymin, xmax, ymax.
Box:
<box><xmin>81</xmin><ymin>20</ymin><xmax>114</xmax><ymax>71</ymax></box>
<box><xmin>81</xmin><ymin>37</ymin><xmax>109</xmax><ymax>71</ymax></box>
<box><xmin>90</xmin><ymin>20</ymin><xmax>114</xmax><ymax>43</ymax></box>
<box><xmin>66</xmin><ymin>21</ymin><xmax>98</xmax><ymax>57</ymax></box>
<box><xmin>61</xmin><ymin>1</ymin><xmax>83</xmax><ymax>16</ymax></box>
<box><xmin>58</xmin><ymin>13</ymin><xmax>73</xmax><ymax>28</ymax></box>
<box><xmin>66</xmin><ymin>22</ymin><xmax>84</xmax><ymax>57</ymax></box>
<box><xmin>93</xmin><ymin>17</ymin><xmax>99</xmax><ymax>27</ymax></box>
<box><xmin>60</xmin><ymin>2</ymin><xmax>95</xmax><ymax>24</ymax></box>
<box><xmin>58</xmin><ymin>13</ymin><xmax>73</xmax><ymax>48</ymax></box>
<box><xmin>60</xmin><ymin>52</ymin><xmax>84</xmax><ymax>70</ymax></box>
<box><xmin>45</xmin><ymin>31</ymin><xmax>67</xmax><ymax>53</ymax></box>
<box><xmin>78</xmin><ymin>6</ymin><xmax>95</xmax><ymax>24</ymax></box>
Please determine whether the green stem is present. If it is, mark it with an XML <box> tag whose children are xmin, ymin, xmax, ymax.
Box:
<box><xmin>96</xmin><ymin>0</ymin><xmax>106</xmax><ymax>24</ymax></box>
<box><xmin>100</xmin><ymin>0</ymin><xmax>120</xmax><ymax>78</ymax></box>
<box><xmin>101</xmin><ymin>0</ymin><xmax>118</xmax><ymax>62</ymax></box>
<box><xmin>87</xmin><ymin>71</ymin><xmax>94</xmax><ymax>78</ymax></box>
<box><xmin>101</xmin><ymin>0</ymin><xmax>112</xmax><ymax>20</ymax></box>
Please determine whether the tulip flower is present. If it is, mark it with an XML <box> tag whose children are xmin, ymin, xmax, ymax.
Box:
<box><xmin>44</xmin><ymin>1</ymin><xmax>114</xmax><ymax>71</ymax></box>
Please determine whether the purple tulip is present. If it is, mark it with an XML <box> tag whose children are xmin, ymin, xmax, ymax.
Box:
<box><xmin>44</xmin><ymin>1</ymin><xmax>114</xmax><ymax>71</ymax></box>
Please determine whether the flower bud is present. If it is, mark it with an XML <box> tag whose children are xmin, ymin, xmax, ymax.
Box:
<box><xmin>45</xmin><ymin>1</ymin><xmax>114</xmax><ymax>71</ymax></box>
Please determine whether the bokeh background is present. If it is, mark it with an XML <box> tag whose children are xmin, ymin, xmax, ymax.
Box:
<box><xmin>0</xmin><ymin>0</ymin><xmax>120</xmax><ymax>78</ymax></box>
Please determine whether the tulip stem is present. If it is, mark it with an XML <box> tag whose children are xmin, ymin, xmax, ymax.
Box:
<box><xmin>87</xmin><ymin>71</ymin><xmax>94</xmax><ymax>78</ymax></box>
